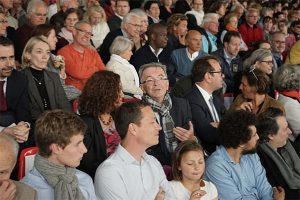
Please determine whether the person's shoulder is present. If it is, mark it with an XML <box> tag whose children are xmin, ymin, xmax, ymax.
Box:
<box><xmin>14</xmin><ymin>181</ymin><xmax>37</xmax><ymax>200</ymax></box>
<box><xmin>206</xmin><ymin>148</ymin><xmax>225</xmax><ymax>166</ymax></box>
<box><xmin>9</xmin><ymin>69</ymin><xmax>27</xmax><ymax>81</ymax></box>
<box><xmin>75</xmin><ymin>169</ymin><xmax>93</xmax><ymax>183</ymax></box>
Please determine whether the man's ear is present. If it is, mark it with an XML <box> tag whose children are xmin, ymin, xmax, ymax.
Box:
<box><xmin>140</xmin><ymin>83</ymin><xmax>146</xmax><ymax>93</ymax></box>
<box><xmin>128</xmin><ymin>123</ymin><xmax>137</xmax><ymax>136</ymax></box>
<box><xmin>49</xmin><ymin>143</ymin><xmax>62</xmax><ymax>155</ymax></box>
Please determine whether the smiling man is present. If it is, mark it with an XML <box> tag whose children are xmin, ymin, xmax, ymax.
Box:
<box><xmin>94</xmin><ymin>101</ymin><xmax>176</xmax><ymax>200</ymax></box>
<box><xmin>139</xmin><ymin>62</ymin><xmax>196</xmax><ymax>166</ymax></box>
<box><xmin>21</xmin><ymin>110</ymin><xmax>97</xmax><ymax>200</ymax></box>
<box><xmin>58</xmin><ymin>21</ymin><xmax>105</xmax><ymax>91</ymax></box>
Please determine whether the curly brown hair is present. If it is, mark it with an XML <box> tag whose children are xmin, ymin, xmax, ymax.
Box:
<box><xmin>78</xmin><ymin>71</ymin><xmax>121</xmax><ymax>117</ymax></box>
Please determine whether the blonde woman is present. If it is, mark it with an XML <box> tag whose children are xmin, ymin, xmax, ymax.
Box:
<box><xmin>85</xmin><ymin>5</ymin><xmax>110</xmax><ymax>50</ymax></box>
<box><xmin>21</xmin><ymin>36</ymin><xmax>71</xmax><ymax>121</ymax></box>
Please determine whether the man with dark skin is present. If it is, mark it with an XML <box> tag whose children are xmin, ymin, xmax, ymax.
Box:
<box><xmin>130</xmin><ymin>23</ymin><xmax>171</xmax><ymax>71</ymax></box>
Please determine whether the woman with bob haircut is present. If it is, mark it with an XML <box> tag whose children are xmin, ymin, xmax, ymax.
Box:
<box><xmin>170</xmin><ymin>140</ymin><xmax>218</xmax><ymax>200</ymax></box>
<box><xmin>31</xmin><ymin>24</ymin><xmax>81</xmax><ymax>101</ymax></box>
<box><xmin>274</xmin><ymin>64</ymin><xmax>300</xmax><ymax>152</ymax></box>
<box><xmin>21</xmin><ymin>36</ymin><xmax>71</xmax><ymax>122</ymax></box>
<box><xmin>106</xmin><ymin>36</ymin><xmax>143</xmax><ymax>98</ymax></box>
<box><xmin>77</xmin><ymin>70</ymin><xmax>124</xmax><ymax>179</ymax></box>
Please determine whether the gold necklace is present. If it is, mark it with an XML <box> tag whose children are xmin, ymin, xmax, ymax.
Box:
<box><xmin>99</xmin><ymin>114</ymin><xmax>112</xmax><ymax>126</ymax></box>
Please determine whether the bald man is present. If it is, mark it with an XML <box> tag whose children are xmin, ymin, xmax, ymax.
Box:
<box><xmin>0</xmin><ymin>134</ymin><xmax>37</xmax><ymax>200</ymax></box>
<box><xmin>169</xmin><ymin>30</ymin><xmax>208</xmax><ymax>79</ymax></box>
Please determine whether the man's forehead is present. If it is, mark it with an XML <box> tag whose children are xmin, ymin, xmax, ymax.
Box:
<box><xmin>142</xmin><ymin>67</ymin><xmax>166</xmax><ymax>76</ymax></box>
<box><xmin>0</xmin><ymin>45</ymin><xmax>14</xmax><ymax>55</ymax></box>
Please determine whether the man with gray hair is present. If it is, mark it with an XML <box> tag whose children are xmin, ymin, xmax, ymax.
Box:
<box><xmin>139</xmin><ymin>62</ymin><xmax>196</xmax><ymax>165</ymax></box>
<box><xmin>0</xmin><ymin>134</ymin><xmax>37</xmax><ymax>199</ymax></box>
<box><xmin>58</xmin><ymin>21</ymin><xmax>105</xmax><ymax>91</ymax></box>
<box><xmin>201</xmin><ymin>13</ymin><xmax>219</xmax><ymax>54</ymax></box>
<box><xmin>100</xmin><ymin>11</ymin><xmax>142</xmax><ymax>64</ymax></box>
<box><xmin>15</xmin><ymin>0</ymin><xmax>48</xmax><ymax>62</ymax></box>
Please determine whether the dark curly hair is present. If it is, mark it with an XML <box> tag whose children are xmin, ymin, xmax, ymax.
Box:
<box><xmin>78</xmin><ymin>71</ymin><xmax>121</xmax><ymax>117</ymax></box>
<box><xmin>218</xmin><ymin>110</ymin><xmax>257</xmax><ymax>148</ymax></box>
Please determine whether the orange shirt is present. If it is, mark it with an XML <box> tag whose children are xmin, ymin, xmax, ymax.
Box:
<box><xmin>58</xmin><ymin>45</ymin><xmax>105</xmax><ymax>91</ymax></box>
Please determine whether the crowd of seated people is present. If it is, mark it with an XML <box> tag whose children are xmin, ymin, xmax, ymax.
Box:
<box><xmin>1</xmin><ymin>0</ymin><xmax>300</xmax><ymax>199</ymax></box>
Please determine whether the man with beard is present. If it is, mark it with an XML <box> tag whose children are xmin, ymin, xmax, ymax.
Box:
<box><xmin>0</xmin><ymin>37</ymin><xmax>30</xmax><ymax>146</ymax></box>
<box><xmin>205</xmin><ymin>110</ymin><xmax>285</xmax><ymax>200</ymax></box>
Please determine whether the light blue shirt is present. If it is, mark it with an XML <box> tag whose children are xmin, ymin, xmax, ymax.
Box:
<box><xmin>21</xmin><ymin>167</ymin><xmax>98</xmax><ymax>200</ymax></box>
<box><xmin>205</xmin><ymin>146</ymin><xmax>273</xmax><ymax>200</ymax></box>
<box><xmin>94</xmin><ymin>144</ymin><xmax>176</xmax><ymax>200</ymax></box>
<box><xmin>201</xmin><ymin>31</ymin><xmax>218</xmax><ymax>53</ymax></box>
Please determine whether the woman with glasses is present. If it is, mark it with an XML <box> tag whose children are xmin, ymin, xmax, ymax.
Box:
<box><xmin>77</xmin><ymin>71</ymin><xmax>123</xmax><ymax>179</ymax></box>
<box><xmin>106</xmin><ymin>36</ymin><xmax>143</xmax><ymax>99</ymax></box>
<box><xmin>21</xmin><ymin>36</ymin><xmax>71</xmax><ymax>123</ymax></box>
<box><xmin>242</xmin><ymin>48</ymin><xmax>275</xmax><ymax>98</ymax></box>
<box><xmin>0</xmin><ymin>9</ymin><xmax>16</xmax><ymax>48</ymax></box>
<box><xmin>229</xmin><ymin>68</ymin><xmax>285</xmax><ymax>115</ymax></box>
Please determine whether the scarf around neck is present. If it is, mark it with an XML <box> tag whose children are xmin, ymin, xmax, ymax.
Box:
<box><xmin>34</xmin><ymin>154</ymin><xmax>85</xmax><ymax>200</ymax></box>
<box><xmin>143</xmin><ymin>93</ymin><xmax>178</xmax><ymax>152</ymax></box>
<box><xmin>260</xmin><ymin>141</ymin><xmax>300</xmax><ymax>189</ymax></box>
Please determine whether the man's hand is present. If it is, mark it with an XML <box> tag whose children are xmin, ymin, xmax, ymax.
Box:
<box><xmin>0</xmin><ymin>180</ymin><xmax>16</xmax><ymax>200</ymax></box>
<box><xmin>273</xmin><ymin>186</ymin><xmax>285</xmax><ymax>200</ymax></box>
<box><xmin>174</xmin><ymin>121</ymin><xmax>195</xmax><ymax>141</ymax></box>
<box><xmin>154</xmin><ymin>187</ymin><xmax>165</xmax><ymax>200</ymax></box>
<box><xmin>210</xmin><ymin>122</ymin><xmax>219</xmax><ymax>128</ymax></box>
<box><xmin>2</xmin><ymin>122</ymin><xmax>30</xmax><ymax>143</ymax></box>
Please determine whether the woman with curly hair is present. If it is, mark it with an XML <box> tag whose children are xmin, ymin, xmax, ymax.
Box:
<box><xmin>77</xmin><ymin>70</ymin><xmax>123</xmax><ymax>179</ymax></box>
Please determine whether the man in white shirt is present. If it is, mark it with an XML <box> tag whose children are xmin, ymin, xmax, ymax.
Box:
<box><xmin>94</xmin><ymin>101</ymin><xmax>176</xmax><ymax>200</ymax></box>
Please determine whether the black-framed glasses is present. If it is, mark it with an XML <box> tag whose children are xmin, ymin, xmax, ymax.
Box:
<box><xmin>141</xmin><ymin>76</ymin><xmax>168</xmax><ymax>84</ymax></box>
<box><xmin>209</xmin><ymin>70</ymin><xmax>223</xmax><ymax>74</ymax></box>
<box><xmin>260</xmin><ymin>60</ymin><xmax>273</xmax><ymax>65</ymax></box>
<box><xmin>76</xmin><ymin>28</ymin><xmax>93</xmax><ymax>36</ymax></box>
<box><xmin>249</xmin><ymin>67</ymin><xmax>258</xmax><ymax>81</ymax></box>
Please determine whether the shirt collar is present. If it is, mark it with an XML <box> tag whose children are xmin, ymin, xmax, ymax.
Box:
<box><xmin>149</xmin><ymin>45</ymin><xmax>163</xmax><ymax>57</ymax></box>
<box><xmin>223</xmin><ymin>49</ymin><xmax>236</xmax><ymax>63</ymax></box>
<box><xmin>195</xmin><ymin>83</ymin><xmax>212</xmax><ymax>102</ymax></box>
<box><xmin>116</xmin><ymin>144</ymin><xmax>150</xmax><ymax>165</ymax></box>
<box><xmin>115</xmin><ymin>13</ymin><xmax>123</xmax><ymax>20</ymax></box>
<box><xmin>186</xmin><ymin>48</ymin><xmax>199</xmax><ymax>61</ymax></box>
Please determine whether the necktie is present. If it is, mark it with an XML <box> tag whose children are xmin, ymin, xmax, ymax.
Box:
<box><xmin>0</xmin><ymin>81</ymin><xmax>7</xmax><ymax>112</ymax></box>
<box><xmin>209</xmin><ymin>96</ymin><xmax>219</xmax><ymax>122</ymax></box>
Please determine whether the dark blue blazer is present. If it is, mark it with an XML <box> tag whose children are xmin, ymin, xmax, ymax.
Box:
<box><xmin>185</xmin><ymin>85</ymin><xmax>226</xmax><ymax>154</ymax></box>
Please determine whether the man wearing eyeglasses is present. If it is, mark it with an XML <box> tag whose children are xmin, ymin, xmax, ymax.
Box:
<box><xmin>185</xmin><ymin>55</ymin><xmax>226</xmax><ymax>155</ymax></box>
<box><xmin>100</xmin><ymin>11</ymin><xmax>142</xmax><ymax>64</ymax></box>
<box><xmin>238</xmin><ymin>8</ymin><xmax>264</xmax><ymax>50</ymax></box>
<box><xmin>58</xmin><ymin>21</ymin><xmax>105</xmax><ymax>91</ymax></box>
<box><xmin>270</xmin><ymin>31</ymin><xmax>286</xmax><ymax>70</ymax></box>
<box><xmin>15</xmin><ymin>0</ymin><xmax>48</xmax><ymax>63</ymax></box>
<box><xmin>139</xmin><ymin>62</ymin><xmax>196</xmax><ymax>166</ymax></box>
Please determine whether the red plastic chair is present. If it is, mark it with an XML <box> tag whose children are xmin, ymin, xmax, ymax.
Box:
<box><xmin>18</xmin><ymin>147</ymin><xmax>39</xmax><ymax>180</ymax></box>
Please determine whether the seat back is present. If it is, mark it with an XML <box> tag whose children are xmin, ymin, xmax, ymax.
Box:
<box><xmin>18</xmin><ymin>147</ymin><xmax>39</xmax><ymax>180</ymax></box>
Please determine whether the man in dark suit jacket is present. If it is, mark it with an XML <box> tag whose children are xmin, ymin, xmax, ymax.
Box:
<box><xmin>100</xmin><ymin>11</ymin><xmax>142</xmax><ymax>64</ymax></box>
<box><xmin>0</xmin><ymin>37</ymin><xmax>31</xmax><ymax>145</ymax></box>
<box><xmin>130</xmin><ymin>23</ymin><xmax>171</xmax><ymax>72</ymax></box>
<box><xmin>140</xmin><ymin>62</ymin><xmax>197</xmax><ymax>165</ymax></box>
<box><xmin>107</xmin><ymin>0</ymin><xmax>130</xmax><ymax>31</ymax></box>
<box><xmin>185</xmin><ymin>55</ymin><xmax>226</xmax><ymax>154</ymax></box>
<box><xmin>0</xmin><ymin>133</ymin><xmax>37</xmax><ymax>200</ymax></box>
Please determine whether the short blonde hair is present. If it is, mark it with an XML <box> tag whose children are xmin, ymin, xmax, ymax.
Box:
<box><xmin>21</xmin><ymin>36</ymin><xmax>50</xmax><ymax>69</ymax></box>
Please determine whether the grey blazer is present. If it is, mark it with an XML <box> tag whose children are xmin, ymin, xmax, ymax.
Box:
<box><xmin>22</xmin><ymin>68</ymin><xmax>72</xmax><ymax>121</ymax></box>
